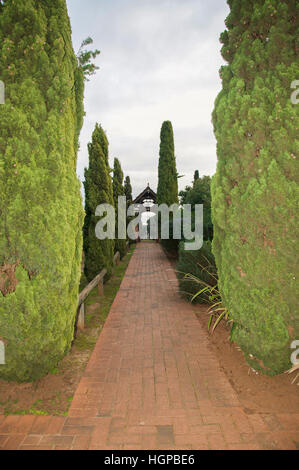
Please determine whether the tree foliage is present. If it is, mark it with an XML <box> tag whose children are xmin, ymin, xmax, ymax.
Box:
<box><xmin>157</xmin><ymin>121</ymin><xmax>178</xmax><ymax>206</ymax></box>
<box><xmin>0</xmin><ymin>0</ymin><xmax>85</xmax><ymax>381</ymax></box>
<box><xmin>156</xmin><ymin>121</ymin><xmax>179</xmax><ymax>253</ymax></box>
<box><xmin>212</xmin><ymin>0</ymin><xmax>299</xmax><ymax>375</ymax></box>
<box><xmin>76</xmin><ymin>37</ymin><xmax>100</xmax><ymax>81</ymax></box>
<box><xmin>113</xmin><ymin>158</ymin><xmax>127</xmax><ymax>258</ymax></box>
<box><xmin>179</xmin><ymin>174</ymin><xmax>213</xmax><ymax>241</ymax></box>
<box><xmin>83</xmin><ymin>124</ymin><xmax>114</xmax><ymax>282</ymax></box>
<box><xmin>124</xmin><ymin>176</ymin><xmax>133</xmax><ymax>207</ymax></box>
<box><xmin>124</xmin><ymin>175</ymin><xmax>133</xmax><ymax>234</ymax></box>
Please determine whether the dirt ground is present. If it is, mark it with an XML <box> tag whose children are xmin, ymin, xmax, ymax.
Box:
<box><xmin>0</xmin><ymin>311</ymin><xmax>101</xmax><ymax>416</ymax></box>
<box><xmin>195</xmin><ymin>304</ymin><xmax>299</xmax><ymax>414</ymax></box>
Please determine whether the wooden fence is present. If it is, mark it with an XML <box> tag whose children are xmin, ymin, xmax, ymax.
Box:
<box><xmin>76</xmin><ymin>241</ymin><xmax>130</xmax><ymax>331</ymax></box>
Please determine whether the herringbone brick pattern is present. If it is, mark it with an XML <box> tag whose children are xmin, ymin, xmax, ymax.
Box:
<box><xmin>0</xmin><ymin>243</ymin><xmax>298</xmax><ymax>449</ymax></box>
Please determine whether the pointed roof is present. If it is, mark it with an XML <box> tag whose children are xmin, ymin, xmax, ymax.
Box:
<box><xmin>133</xmin><ymin>184</ymin><xmax>157</xmax><ymax>204</ymax></box>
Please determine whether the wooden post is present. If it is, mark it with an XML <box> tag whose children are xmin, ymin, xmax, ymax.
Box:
<box><xmin>113</xmin><ymin>251</ymin><xmax>120</xmax><ymax>266</ymax></box>
<box><xmin>77</xmin><ymin>302</ymin><xmax>85</xmax><ymax>331</ymax></box>
<box><xmin>78</xmin><ymin>268</ymin><xmax>107</xmax><ymax>306</ymax></box>
<box><xmin>98</xmin><ymin>278</ymin><xmax>104</xmax><ymax>296</ymax></box>
<box><xmin>76</xmin><ymin>268</ymin><xmax>107</xmax><ymax>335</ymax></box>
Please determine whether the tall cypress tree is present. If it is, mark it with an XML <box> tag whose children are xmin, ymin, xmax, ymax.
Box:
<box><xmin>124</xmin><ymin>176</ymin><xmax>133</xmax><ymax>207</ymax></box>
<box><xmin>113</xmin><ymin>158</ymin><xmax>127</xmax><ymax>258</ymax></box>
<box><xmin>156</xmin><ymin>121</ymin><xmax>179</xmax><ymax>252</ymax></box>
<box><xmin>157</xmin><ymin>121</ymin><xmax>179</xmax><ymax>206</ymax></box>
<box><xmin>124</xmin><ymin>175</ymin><xmax>133</xmax><ymax>235</ymax></box>
<box><xmin>0</xmin><ymin>0</ymin><xmax>85</xmax><ymax>381</ymax></box>
<box><xmin>193</xmin><ymin>170</ymin><xmax>199</xmax><ymax>183</ymax></box>
<box><xmin>212</xmin><ymin>0</ymin><xmax>298</xmax><ymax>375</ymax></box>
<box><xmin>83</xmin><ymin>124</ymin><xmax>114</xmax><ymax>281</ymax></box>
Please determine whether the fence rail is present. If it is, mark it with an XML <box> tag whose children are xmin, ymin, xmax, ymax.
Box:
<box><xmin>78</xmin><ymin>268</ymin><xmax>107</xmax><ymax>307</ymax></box>
<box><xmin>113</xmin><ymin>251</ymin><xmax>120</xmax><ymax>266</ymax></box>
<box><xmin>76</xmin><ymin>241</ymin><xmax>130</xmax><ymax>331</ymax></box>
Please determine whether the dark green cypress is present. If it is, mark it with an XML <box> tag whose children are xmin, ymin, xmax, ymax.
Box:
<box><xmin>156</xmin><ymin>121</ymin><xmax>179</xmax><ymax>252</ymax></box>
<box><xmin>0</xmin><ymin>0</ymin><xmax>85</xmax><ymax>381</ymax></box>
<box><xmin>212</xmin><ymin>0</ymin><xmax>299</xmax><ymax>375</ymax></box>
<box><xmin>193</xmin><ymin>170</ymin><xmax>199</xmax><ymax>183</ymax></box>
<box><xmin>156</xmin><ymin>121</ymin><xmax>179</xmax><ymax>206</ymax></box>
<box><xmin>113</xmin><ymin>158</ymin><xmax>127</xmax><ymax>258</ymax></box>
<box><xmin>124</xmin><ymin>175</ymin><xmax>133</xmax><ymax>235</ymax></box>
<box><xmin>124</xmin><ymin>176</ymin><xmax>133</xmax><ymax>207</ymax></box>
<box><xmin>83</xmin><ymin>124</ymin><xmax>114</xmax><ymax>282</ymax></box>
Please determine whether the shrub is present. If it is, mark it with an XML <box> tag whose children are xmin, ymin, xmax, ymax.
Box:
<box><xmin>83</xmin><ymin>124</ymin><xmax>114</xmax><ymax>282</ymax></box>
<box><xmin>113</xmin><ymin>158</ymin><xmax>127</xmax><ymax>258</ymax></box>
<box><xmin>176</xmin><ymin>241</ymin><xmax>217</xmax><ymax>303</ymax></box>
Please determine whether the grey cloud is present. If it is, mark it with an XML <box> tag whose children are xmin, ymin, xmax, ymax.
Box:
<box><xmin>67</xmin><ymin>0</ymin><xmax>229</xmax><ymax>197</ymax></box>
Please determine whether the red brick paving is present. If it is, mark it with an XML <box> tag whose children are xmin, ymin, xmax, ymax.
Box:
<box><xmin>0</xmin><ymin>242</ymin><xmax>298</xmax><ymax>450</ymax></box>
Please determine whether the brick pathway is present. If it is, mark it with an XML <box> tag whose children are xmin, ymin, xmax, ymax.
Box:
<box><xmin>0</xmin><ymin>242</ymin><xmax>298</xmax><ymax>450</ymax></box>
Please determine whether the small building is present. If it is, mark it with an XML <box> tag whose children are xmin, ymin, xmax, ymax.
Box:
<box><xmin>133</xmin><ymin>183</ymin><xmax>156</xmax><ymax>213</ymax></box>
<box><xmin>133</xmin><ymin>184</ymin><xmax>157</xmax><ymax>240</ymax></box>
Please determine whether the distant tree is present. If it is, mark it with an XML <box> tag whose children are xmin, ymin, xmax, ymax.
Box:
<box><xmin>157</xmin><ymin>121</ymin><xmax>178</xmax><ymax>206</ymax></box>
<box><xmin>179</xmin><ymin>186</ymin><xmax>192</xmax><ymax>205</ymax></box>
<box><xmin>124</xmin><ymin>176</ymin><xmax>133</xmax><ymax>205</ymax></box>
<box><xmin>212</xmin><ymin>0</ymin><xmax>298</xmax><ymax>375</ymax></box>
<box><xmin>156</xmin><ymin>121</ymin><xmax>179</xmax><ymax>253</ymax></box>
<box><xmin>180</xmin><ymin>175</ymin><xmax>213</xmax><ymax>241</ymax></box>
<box><xmin>193</xmin><ymin>170</ymin><xmax>199</xmax><ymax>183</ymax></box>
<box><xmin>124</xmin><ymin>176</ymin><xmax>133</xmax><ymax>234</ymax></box>
<box><xmin>83</xmin><ymin>124</ymin><xmax>114</xmax><ymax>282</ymax></box>
<box><xmin>113</xmin><ymin>159</ymin><xmax>127</xmax><ymax>258</ymax></box>
<box><xmin>187</xmin><ymin>176</ymin><xmax>211</xmax><ymax>207</ymax></box>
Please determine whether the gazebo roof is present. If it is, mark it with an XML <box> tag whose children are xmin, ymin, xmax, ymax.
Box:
<box><xmin>133</xmin><ymin>184</ymin><xmax>157</xmax><ymax>204</ymax></box>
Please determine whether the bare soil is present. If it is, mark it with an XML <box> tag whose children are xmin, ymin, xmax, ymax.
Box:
<box><xmin>0</xmin><ymin>309</ymin><xmax>99</xmax><ymax>416</ymax></box>
<box><xmin>195</xmin><ymin>304</ymin><xmax>299</xmax><ymax>414</ymax></box>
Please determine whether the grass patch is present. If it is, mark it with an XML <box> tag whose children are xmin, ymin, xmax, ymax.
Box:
<box><xmin>81</xmin><ymin>246</ymin><xmax>135</xmax><ymax>331</ymax></box>
<box><xmin>75</xmin><ymin>332</ymin><xmax>98</xmax><ymax>351</ymax></box>
<box><xmin>3</xmin><ymin>398</ymin><xmax>51</xmax><ymax>416</ymax></box>
<box><xmin>74</xmin><ymin>245</ymin><xmax>136</xmax><ymax>352</ymax></box>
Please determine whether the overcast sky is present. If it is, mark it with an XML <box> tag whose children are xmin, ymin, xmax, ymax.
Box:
<box><xmin>67</xmin><ymin>0</ymin><xmax>229</xmax><ymax>198</ymax></box>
